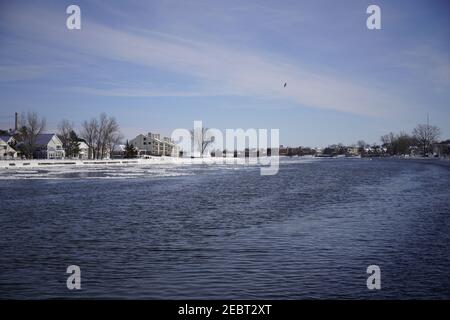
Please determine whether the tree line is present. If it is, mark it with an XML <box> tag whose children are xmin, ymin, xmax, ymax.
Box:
<box><xmin>79</xmin><ymin>113</ymin><xmax>123</xmax><ymax>159</ymax></box>
<box><xmin>380</xmin><ymin>123</ymin><xmax>443</xmax><ymax>156</ymax></box>
<box><xmin>6</xmin><ymin>113</ymin><xmax>446</xmax><ymax>159</ymax></box>
<box><xmin>10</xmin><ymin>111</ymin><xmax>123</xmax><ymax>159</ymax></box>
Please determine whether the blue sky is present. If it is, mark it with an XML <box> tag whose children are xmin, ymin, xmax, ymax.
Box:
<box><xmin>0</xmin><ymin>0</ymin><xmax>449</xmax><ymax>147</ymax></box>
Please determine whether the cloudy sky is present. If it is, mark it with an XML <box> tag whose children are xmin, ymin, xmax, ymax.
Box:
<box><xmin>0</xmin><ymin>0</ymin><xmax>449</xmax><ymax>147</ymax></box>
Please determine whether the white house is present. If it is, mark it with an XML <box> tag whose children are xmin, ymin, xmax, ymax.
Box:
<box><xmin>77</xmin><ymin>141</ymin><xmax>89</xmax><ymax>159</ymax></box>
<box><xmin>111</xmin><ymin>144</ymin><xmax>126</xmax><ymax>158</ymax></box>
<box><xmin>130</xmin><ymin>132</ymin><xmax>179</xmax><ymax>157</ymax></box>
<box><xmin>0</xmin><ymin>136</ymin><xmax>18</xmax><ymax>159</ymax></box>
<box><xmin>33</xmin><ymin>134</ymin><xmax>65</xmax><ymax>159</ymax></box>
<box><xmin>0</xmin><ymin>135</ymin><xmax>15</xmax><ymax>145</ymax></box>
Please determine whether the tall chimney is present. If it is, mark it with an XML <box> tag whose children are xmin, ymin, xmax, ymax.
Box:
<box><xmin>14</xmin><ymin>112</ymin><xmax>18</xmax><ymax>131</ymax></box>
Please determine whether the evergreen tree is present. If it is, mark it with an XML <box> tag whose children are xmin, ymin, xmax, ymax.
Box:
<box><xmin>124</xmin><ymin>140</ymin><xmax>137</xmax><ymax>158</ymax></box>
<box><xmin>67</xmin><ymin>130</ymin><xmax>81</xmax><ymax>158</ymax></box>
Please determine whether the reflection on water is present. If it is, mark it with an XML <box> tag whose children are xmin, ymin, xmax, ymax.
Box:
<box><xmin>0</xmin><ymin>158</ymin><xmax>449</xmax><ymax>299</ymax></box>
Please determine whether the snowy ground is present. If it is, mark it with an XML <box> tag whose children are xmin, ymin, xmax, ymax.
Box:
<box><xmin>0</xmin><ymin>156</ymin><xmax>364</xmax><ymax>180</ymax></box>
<box><xmin>0</xmin><ymin>156</ymin><xmax>288</xmax><ymax>179</ymax></box>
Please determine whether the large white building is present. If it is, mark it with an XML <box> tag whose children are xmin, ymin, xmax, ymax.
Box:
<box><xmin>32</xmin><ymin>134</ymin><xmax>65</xmax><ymax>159</ymax></box>
<box><xmin>130</xmin><ymin>132</ymin><xmax>179</xmax><ymax>157</ymax></box>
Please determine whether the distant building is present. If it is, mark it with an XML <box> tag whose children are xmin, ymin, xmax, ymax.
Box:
<box><xmin>0</xmin><ymin>135</ymin><xmax>16</xmax><ymax>145</ymax></box>
<box><xmin>346</xmin><ymin>146</ymin><xmax>360</xmax><ymax>156</ymax></box>
<box><xmin>130</xmin><ymin>132</ymin><xmax>179</xmax><ymax>157</ymax></box>
<box><xmin>77</xmin><ymin>141</ymin><xmax>89</xmax><ymax>159</ymax></box>
<box><xmin>299</xmin><ymin>147</ymin><xmax>316</xmax><ymax>156</ymax></box>
<box><xmin>433</xmin><ymin>141</ymin><xmax>450</xmax><ymax>157</ymax></box>
<box><xmin>279</xmin><ymin>146</ymin><xmax>288</xmax><ymax>156</ymax></box>
<box><xmin>0</xmin><ymin>136</ymin><xmax>18</xmax><ymax>159</ymax></box>
<box><xmin>409</xmin><ymin>145</ymin><xmax>419</xmax><ymax>156</ymax></box>
<box><xmin>364</xmin><ymin>145</ymin><xmax>384</xmax><ymax>157</ymax></box>
<box><xmin>277</xmin><ymin>145</ymin><xmax>302</xmax><ymax>156</ymax></box>
<box><xmin>111</xmin><ymin>144</ymin><xmax>126</xmax><ymax>158</ymax></box>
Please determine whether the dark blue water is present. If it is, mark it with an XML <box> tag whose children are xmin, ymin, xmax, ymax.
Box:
<box><xmin>0</xmin><ymin>158</ymin><xmax>449</xmax><ymax>299</ymax></box>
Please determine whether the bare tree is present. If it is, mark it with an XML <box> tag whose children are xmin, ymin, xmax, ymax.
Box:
<box><xmin>357</xmin><ymin>140</ymin><xmax>366</xmax><ymax>154</ymax></box>
<box><xmin>190</xmin><ymin>127</ymin><xmax>214</xmax><ymax>157</ymax></box>
<box><xmin>357</xmin><ymin>140</ymin><xmax>366</xmax><ymax>148</ymax></box>
<box><xmin>380</xmin><ymin>132</ymin><xmax>395</xmax><ymax>154</ymax></box>
<box><xmin>80</xmin><ymin>114</ymin><xmax>122</xmax><ymax>159</ymax></box>
<box><xmin>396</xmin><ymin>132</ymin><xmax>416</xmax><ymax>155</ymax></box>
<box><xmin>80</xmin><ymin>118</ymin><xmax>98</xmax><ymax>159</ymax></box>
<box><xmin>15</xmin><ymin>112</ymin><xmax>46</xmax><ymax>159</ymax></box>
<box><xmin>105</xmin><ymin>130</ymin><xmax>123</xmax><ymax>159</ymax></box>
<box><xmin>98</xmin><ymin>114</ymin><xmax>120</xmax><ymax>159</ymax></box>
<box><xmin>413</xmin><ymin>124</ymin><xmax>441</xmax><ymax>156</ymax></box>
<box><xmin>58</xmin><ymin>119</ymin><xmax>74</xmax><ymax>152</ymax></box>
<box><xmin>95</xmin><ymin>113</ymin><xmax>108</xmax><ymax>159</ymax></box>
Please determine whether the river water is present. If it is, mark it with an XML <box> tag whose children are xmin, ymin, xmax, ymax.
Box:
<box><xmin>0</xmin><ymin>158</ymin><xmax>449</xmax><ymax>299</ymax></box>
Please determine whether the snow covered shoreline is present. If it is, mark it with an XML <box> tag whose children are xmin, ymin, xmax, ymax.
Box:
<box><xmin>0</xmin><ymin>156</ymin><xmax>264</xmax><ymax>169</ymax></box>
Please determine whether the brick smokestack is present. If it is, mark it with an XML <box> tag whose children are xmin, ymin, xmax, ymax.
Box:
<box><xmin>15</xmin><ymin>112</ymin><xmax>18</xmax><ymax>131</ymax></box>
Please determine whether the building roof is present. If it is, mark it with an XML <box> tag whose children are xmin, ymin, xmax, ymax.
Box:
<box><xmin>113</xmin><ymin>144</ymin><xmax>126</xmax><ymax>152</ymax></box>
<box><xmin>78</xmin><ymin>141</ymin><xmax>89</xmax><ymax>149</ymax></box>
<box><xmin>0</xmin><ymin>138</ymin><xmax>17</xmax><ymax>152</ymax></box>
<box><xmin>0</xmin><ymin>135</ymin><xmax>13</xmax><ymax>143</ymax></box>
<box><xmin>33</xmin><ymin>134</ymin><xmax>57</xmax><ymax>146</ymax></box>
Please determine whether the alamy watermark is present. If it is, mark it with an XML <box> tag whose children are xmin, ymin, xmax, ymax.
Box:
<box><xmin>171</xmin><ymin>121</ymin><xmax>280</xmax><ymax>176</ymax></box>
<box><xmin>366</xmin><ymin>265</ymin><xmax>381</xmax><ymax>290</ymax></box>
<box><xmin>66</xmin><ymin>4</ymin><xmax>381</xmax><ymax>31</ymax></box>
<box><xmin>66</xmin><ymin>5</ymin><xmax>81</xmax><ymax>30</ymax></box>
<box><xmin>366</xmin><ymin>5</ymin><xmax>381</xmax><ymax>30</ymax></box>
<box><xmin>64</xmin><ymin>264</ymin><xmax>382</xmax><ymax>292</ymax></box>
<box><xmin>66</xmin><ymin>265</ymin><xmax>81</xmax><ymax>290</ymax></box>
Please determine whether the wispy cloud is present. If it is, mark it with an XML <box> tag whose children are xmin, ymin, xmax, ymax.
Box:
<box><xmin>1</xmin><ymin>1</ymin><xmax>449</xmax><ymax>146</ymax></box>
<box><xmin>65</xmin><ymin>86</ymin><xmax>234</xmax><ymax>98</ymax></box>
<box><xmin>0</xmin><ymin>65</ymin><xmax>48</xmax><ymax>82</ymax></box>
<box><xmin>0</xmin><ymin>2</ymin><xmax>438</xmax><ymax>119</ymax></box>
<box><xmin>399</xmin><ymin>45</ymin><xmax>450</xmax><ymax>91</ymax></box>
